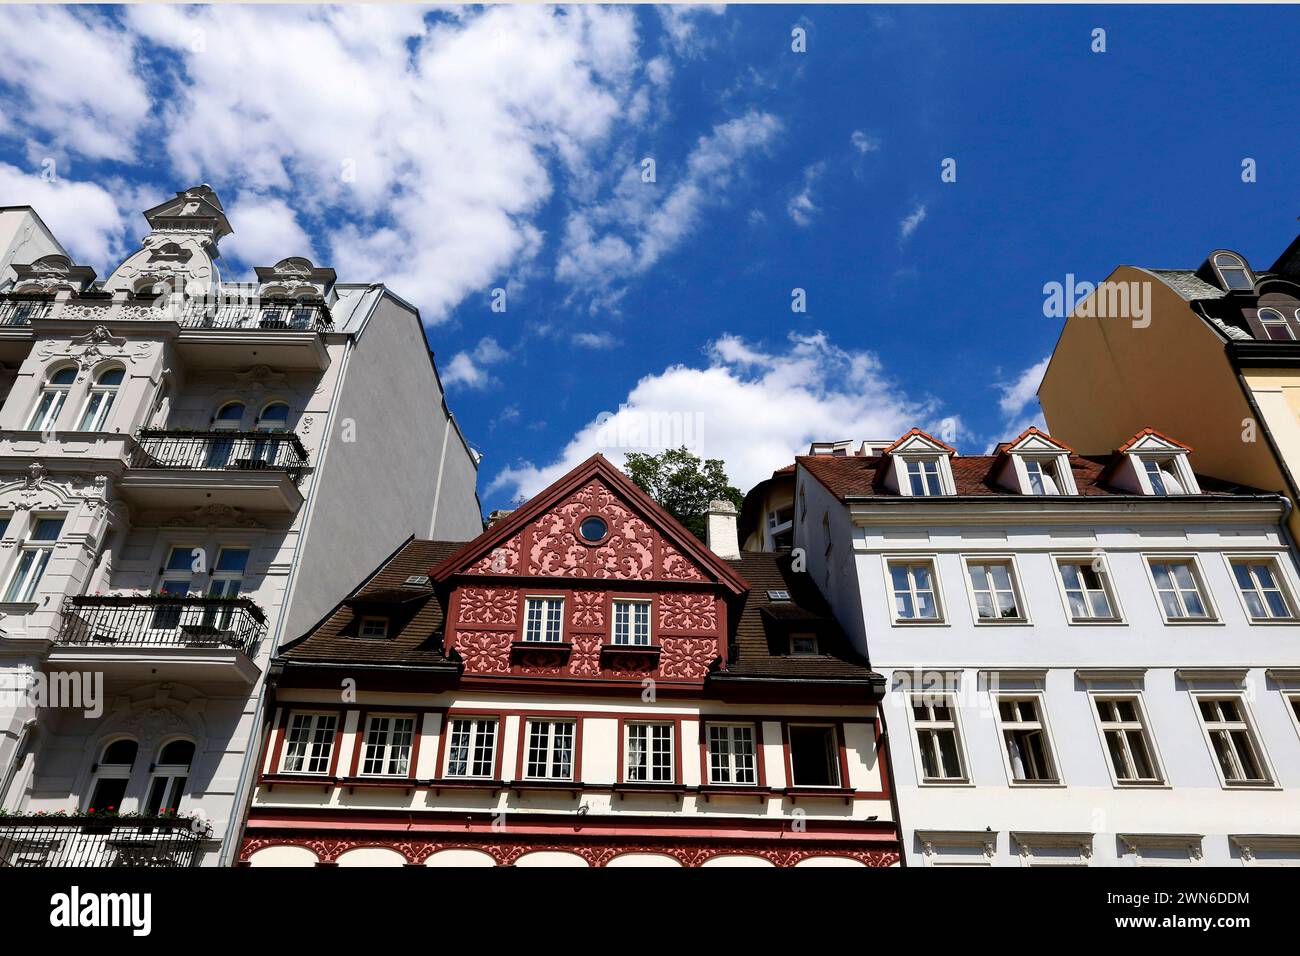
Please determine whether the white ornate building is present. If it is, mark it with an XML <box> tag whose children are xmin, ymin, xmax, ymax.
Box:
<box><xmin>0</xmin><ymin>186</ymin><xmax>483</xmax><ymax>866</ymax></box>
<box><xmin>748</xmin><ymin>426</ymin><xmax>1300</xmax><ymax>866</ymax></box>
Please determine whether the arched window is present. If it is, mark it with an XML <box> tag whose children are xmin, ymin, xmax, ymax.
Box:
<box><xmin>145</xmin><ymin>740</ymin><xmax>194</xmax><ymax>815</ymax></box>
<box><xmin>77</xmin><ymin>366</ymin><xmax>124</xmax><ymax>431</ymax></box>
<box><xmin>256</xmin><ymin>402</ymin><xmax>290</xmax><ymax>432</ymax></box>
<box><xmin>1213</xmin><ymin>253</ymin><xmax>1254</xmax><ymax>291</ymax></box>
<box><xmin>1257</xmin><ymin>308</ymin><xmax>1295</xmax><ymax>341</ymax></box>
<box><xmin>207</xmin><ymin>402</ymin><xmax>245</xmax><ymax>468</ymax></box>
<box><xmin>26</xmin><ymin>365</ymin><xmax>76</xmax><ymax>431</ymax></box>
<box><xmin>87</xmin><ymin>738</ymin><xmax>138</xmax><ymax>812</ymax></box>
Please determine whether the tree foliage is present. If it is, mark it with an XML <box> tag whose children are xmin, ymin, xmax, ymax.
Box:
<box><xmin>622</xmin><ymin>446</ymin><xmax>743</xmax><ymax>542</ymax></box>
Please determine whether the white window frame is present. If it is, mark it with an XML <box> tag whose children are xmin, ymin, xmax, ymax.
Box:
<box><xmin>358</xmin><ymin>616</ymin><xmax>390</xmax><ymax>639</ymax></box>
<box><xmin>86</xmin><ymin>737</ymin><xmax>138</xmax><ymax>813</ymax></box>
<box><xmin>902</xmin><ymin>456</ymin><xmax>945</xmax><ymax>496</ymax></box>
<box><xmin>788</xmin><ymin>632</ymin><xmax>819</xmax><ymax>656</ymax></box>
<box><xmin>279</xmin><ymin>711</ymin><xmax>338</xmax><ymax>775</ymax></box>
<box><xmin>962</xmin><ymin>555</ymin><xmax>1030</xmax><ymax>625</ymax></box>
<box><xmin>26</xmin><ymin>365</ymin><xmax>76</xmax><ymax>432</ymax></box>
<box><xmin>1224</xmin><ymin>554</ymin><xmax>1297</xmax><ymax>623</ymax></box>
<box><xmin>1212</xmin><ymin>251</ymin><xmax>1254</xmax><ymax>291</ymax></box>
<box><xmin>359</xmin><ymin>714</ymin><xmax>415</xmax><ymax>777</ymax></box>
<box><xmin>523</xmin><ymin>595</ymin><xmax>565</xmax><ymax>643</ymax></box>
<box><xmin>523</xmin><ymin>718</ymin><xmax>576</xmax><ymax>781</ymax></box>
<box><xmin>1257</xmin><ymin>307</ymin><xmax>1296</xmax><ymax>341</ymax></box>
<box><xmin>3</xmin><ymin>514</ymin><xmax>64</xmax><ymax>603</ymax></box>
<box><xmin>1020</xmin><ymin>455</ymin><xmax>1069</xmax><ymax>495</ymax></box>
<box><xmin>1284</xmin><ymin>692</ymin><xmax>1300</xmax><ymax>742</ymax></box>
<box><xmin>885</xmin><ymin>556</ymin><xmax>946</xmax><ymax>625</ymax></box>
<box><xmin>1052</xmin><ymin>554</ymin><xmax>1123</xmax><ymax>624</ymax></box>
<box><xmin>993</xmin><ymin>692</ymin><xmax>1063</xmax><ymax>787</ymax></box>
<box><xmin>1087</xmin><ymin>694</ymin><xmax>1165</xmax><ymax>787</ymax></box>
<box><xmin>611</xmin><ymin>598</ymin><xmax>651</xmax><ymax>646</ymax></box>
<box><xmin>77</xmin><ymin>365</ymin><xmax>124</xmax><ymax>432</ymax></box>
<box><xmin>624</xmin><ymin>721</ymin><xmax>675</xmax><ymax>784</ymax></box>
<box><xmin>705</xmin><ymin>722</ymin><xmax>758</xmax><ymax>786</ymax></box>
<box><xmin>1143</xmin><ymin>555</ymin><xmax>1218</xmax><ymax>624</ymax></box>
<box><xmin>1136</xmin><ymin>455</ymin><xmax>1193</xmax><ymax>496</ymax></box>
<box><xmin>908</xmin><ymin>692</ymin><xmax>969</xmax><ymax>785</ymax></box>
<box><xmin>144</xmin><ymin>739</ymin><xmax>195</xmax><ymax>814</ymax></box>
<box><xmin>1191</xmin><ymin>693</ymin><xmax>1274</xmax><ymax>789</ymax></box>
<box><xmin>442</xmin><ymin>716</ymin><xmax>498</xmax><ymax>779</ymax></box>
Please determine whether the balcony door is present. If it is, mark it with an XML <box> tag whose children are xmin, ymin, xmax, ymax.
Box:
<box><xmin>152</xmin><ymin>547</ymin><xmax>198</xmax><ymax>634</ymax></box>
<box><xmin>206</xmin><ymin>402</ymin><xmax>245</xmax><ymax>468</ymax></box>
<box><xmin>203</xmin><ymin>548</ymin><xmax>249</xmax><ymax>637</ymax></box>
<box><xmin>250</xmin><ymin>402</ymin><xmax>290</xmax><ymax>466</ymax></box>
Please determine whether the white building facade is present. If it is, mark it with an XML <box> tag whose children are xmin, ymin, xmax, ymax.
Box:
<box><xmin>789</xmin><ymin>426</ymin><xmax>1300</xmax><ymax>866</ymax></box>
<box><xmin>0</xmin><ymin>185</ymin><xmax>482</xmax><ymax>866</ymax></box>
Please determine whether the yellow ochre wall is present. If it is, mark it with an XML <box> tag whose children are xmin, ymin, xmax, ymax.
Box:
<box><xmin>1039</xmin><ymin>264</ymin><xmax>1298</xmax><ymax>536</ymax></box>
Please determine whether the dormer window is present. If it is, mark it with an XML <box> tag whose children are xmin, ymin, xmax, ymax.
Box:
<box><xmin>1257</xmin><ymin>308</ymin><xmax>1295</xmax><ymax>341</ymax></box>
<box><xmin>1024</xmin><ymin>458</ymin><xmax>1062</xmax><ymax>495</ymax></box>
<box><xmin>789</xmin><ymin>633</ymin><xmax>819</xmax><ymax>656</ymax></box>
<box><xmin>906</xmin><ymin>458</ymin><xmax>943</xmax><ymax>496</ymax></box>
<box><xmin>1213</xmin><ymin>252</ymin><xmax>1254</xmax><ymax>291</ymax></box>
<box><xmin>359</xmin><ymin>616</ymin><xmax>389</xmax><ymax>639</ymax></box>
<box><xmin>1141</xmin><ymin>457</ymin><xmax>1184</xmax><ymax>496</ymax></box>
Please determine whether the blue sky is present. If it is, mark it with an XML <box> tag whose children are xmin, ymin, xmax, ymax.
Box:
<box><xmin>1</xmin><ymin>5</ymin><xmax>1298</xmax><ymax>515</ymax></box>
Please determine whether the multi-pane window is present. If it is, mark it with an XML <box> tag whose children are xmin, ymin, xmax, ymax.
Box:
<box><xmin>612</xmin><ymin>600</ymin><xmax>651</xmax><ymax>645</ymax></box>
<box><xmin>524</xmin><ymin>720</ymin><xmax>576</xmax><ymax>780</ymax></box>
<box><xmin>706</xmin><ymin>723</ymin><xmax>757</xmax><ymax>785</ymax></box>
<box><xmin>444</xmin><ymin>717</ymin><xmax>497</xmax><ymax>778</ymax></box>
<box><xmin>281</xmin><ymin>712</ymin><xmax>338</xmax><ymax>774</ymax></box>
<box><xmin>145</xmin><ymin>740</ymin><xmax>195</xmax><ymax>814</ymax></box>
<box><xmin>905</xmin><ymin>458</ymin><xmax>943</xmax><ymax>496</ymax></box>
<box><xmin>77</xmin><ymin>367</ymin><xmax>124</xmax><ymax>431</ymax></box>
<box><xmin>1214</xmin><ymin>252</ymin><xmax>1253</xmax><ymax>291</ymax></box>
<box><xmin>1197</xmin><ymin>698</ymin><xmax>1270</xmax><ymax>785</ymax></box>
<box><xmin>87</xmin><ymin>738</ymin><xmax>137</xmax><ymax>812</ymax></box>
<box><xmin>4</xmin><ymin>516</ymin><xmax>64</xmax><ymax>603</ymax></box>
<box><xmin>890</xmin><ymin>561</ymin><xmax>940</xmax><ymax>621</ymax></box>
<box><xmin>1024</xmin><ymin>458</ymin><xmax>1062</xmax><ymax>495</ymax></box>
<box><xmin>1057</xmin><ymin>560</ymin><xmax>1117</xmax><ymax>621</ymax></box>
<box><xmin>789</xmin><ymin>725</ymin><xmax>841</xmax><ymax>787</ymax></box>
<box><xmin>1095</xmin><ymin>698</ymin><xmax>1160</xmax><ymax>783</ymax></box>
<box><xmin>1231</xmin><ymin>559</ymin><xmax>1294</xmax><ymax>620</ymax></box>
<box><xmin>359</xmin><ymin>617</ymin><xmax>389</xmax><ymax>638</ymax></box>
<box><xmin>27</xmin><ymin>366</ymin><xmax>76</xmax><ymax>432</ymax></box>
<box><xmin>789</xmin><ymin>633</ymin><xmax>819</xmax><ymax>656</ymax></box>
<box><xmin>912</xmin><ymin>696</ymin><xmax>965</xmax><ymax>781</ymax></box>
<box><xmin>1142</xmin><ymin>458</ymin><xmax>1184</xmax><ymax>496</ymax></box>
<box><xmin>625</xmin><ymin>722</ymin><xmax>674</xmax><ymax>783</ymax></box>
<box><xmin>1149</xmin><ymin>560</ymin><xmax>1212</xmax><ymax>620</ymax></box>
<box><xmin>966</xmin><ymin>560</ymin><xmax>1024</xmax><ymax>621</ymax></box>
<box><xmin>361</xmin><ymin>715</ymin><xmax>415</xmax><ymax>776</ymax></box>
<box><xmin>997</xmin><ymin>697</ymin><xmax>1058</xmax><ymax>784</ymax></box>
<box><xmin>523</xmin><ymin>596</ymin><xmax>564</xmax><ymax>643</ymax></box>
<box><xmin>1257</xmin><ymin>307</ymin><xmax>1296</xmax><ymax>341</ymax></box>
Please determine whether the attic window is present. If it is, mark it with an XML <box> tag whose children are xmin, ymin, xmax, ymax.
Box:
<box><xmin>1257</xmin><ymin>308</ymin><xmax>1295</xmax><ymax>341</ymax></box>
<box><xmin>1141</xmin><ymin>458</ymin><xmax>1185</xmax><ymax>496</ymax></box>
<box><xmin>404</xmin><ymin>574</ymin><xmax>431</xmax><ymax>587</ymax></box>
<box><xmin>1024</xmin><ymin>458</ymin><xmax>1062</xmax><ymax>495</ymax></box>
<box><xmin>1213</xmin><ymin>253</ymin><xmax>1254</xmax><ymax>291</ymax></box>
<box><xmin>358</xmin><ymin>616</ymin><xmax>390</xmax><ymax>639</ymax></box>
<box><xmin>906</xmin><ymin>458</ymin><xmax>943</xmax><ymax>496</ymax></box>
<box><xmin>767</xmin><ymin>589</ymin><xmax>791</xmax><ymax>601</ymax></box>
<box><xmin>579</xmin><ymin>516</ymin><xmax>608</xmax><ymax>542</ymax></box>
<box><xmin>789</xmin><ymin>633</ymin><xmax>819</xmax><ymax>656</ymax></box>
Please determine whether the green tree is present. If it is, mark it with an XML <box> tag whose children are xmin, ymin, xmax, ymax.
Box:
<box><xmin>622</xmin><ymin>447</ymin><xmax>743</xmax><ymax>542</ymax></box>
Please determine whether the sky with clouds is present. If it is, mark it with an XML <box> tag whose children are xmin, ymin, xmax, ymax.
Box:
<box><xmin>1</xmin><ymin>5</ymin><xmax>1298</xmax><ymax>513</ymax></box>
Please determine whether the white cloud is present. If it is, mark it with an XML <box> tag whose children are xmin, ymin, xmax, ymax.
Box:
<box><xmin>0</xmin><ymin>163</ymin><xmax>130</xmax><ymax>270</ymax></box>
<box><xmin>221</xmin><ymin>195</ymin><xmax>317</xmax><ymax>274</ymax></box>
<box><xmin>557</xmin><ymin>110</ymin><xmax>781</xmax><ymax>297</ymax></box>
<box><xmin>850</xmin><ymin>130</ymin><xmax>881</xmax><ymax>154</ymax></box>
<box><xmin>657</xmin><ymin>5</ymin><xmax>727</xmax><ymax>56</ymax></box>
<box><xmin>787</xmin><ymin>162</ymin><xmax>824</xmax><ymax>227</ymax></box>
<box><xmin>488</xmin><ymin>330</ymin><xmax>957</xmax><ymax>501</ymax></box>
<box><xmin>572</xmin><ymin>331</ymin><xmax>619</xmax><ymax>349</ymax></box>
<box><xmin>0</xmin><ymin>7</ymin><xmax>151</xmax><ymax>161</ymax></box>
<box><xmin>995</xmin><ymin>355</ymin><xmax>1050</xmax><ymax>437</ymax></box>
<box><xmin>899</xmin><ymin>202</ymin><xmax>927</xmax><ymax>242</ymax></box>
<box><xmin>442</xmin><ymin>336</ymin><xmax>509</xmax><ymax>390</ymax></box>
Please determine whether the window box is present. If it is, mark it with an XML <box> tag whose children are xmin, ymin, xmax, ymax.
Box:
<box><xmin>510</xmin><ymin>639</ymin><xmax>572</xmax><ymax>663</ymax></box>
<box><xmin>600</xmin><ymin>642</ymin><xmax>661</xmax><ymax>667</ymax></box>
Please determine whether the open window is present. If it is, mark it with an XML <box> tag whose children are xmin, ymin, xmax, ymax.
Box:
<box><xmin>788</xmin><ymin>724</ymin><xmax>841</xmax><ymax>787</ymax></box>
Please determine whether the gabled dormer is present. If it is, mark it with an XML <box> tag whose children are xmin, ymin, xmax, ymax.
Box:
<box><xmin>8</xmin><ymin>254</ymin><xmax>97</xmax><ymax>295</ymax></box>
<box><xmin>994</xmin><ymin>427</ymin><xmax>1078</xmax><ymax>496</ymax></box>
<box><xmin>1108</xmin><ymin>428</ymin><xmax>1200</xmax><ymax>496</ymax></box>
<box><xmin>881</xmin><ymin>428</ymin><xmax>957</xmax><ymax>497</ymax></box>
<box><xmin>254</xmin><ymin>257</ymin><xmax>338</xmax><ymax>304</ymax></box>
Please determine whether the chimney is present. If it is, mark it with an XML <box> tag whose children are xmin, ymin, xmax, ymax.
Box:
<box><xmin>705</xmin><ymin>500</ymin><xmax>740</xmax><ymax>559</ymax></box>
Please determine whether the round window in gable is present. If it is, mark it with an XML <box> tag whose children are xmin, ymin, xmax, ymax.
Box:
<box><xmin>579</xmin><ymin>516</ymin><xmax>608</xmax><ymax>542</ymax></box>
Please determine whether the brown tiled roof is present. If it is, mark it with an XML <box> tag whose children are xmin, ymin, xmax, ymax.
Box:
<box><xmin>279</xmin><ymin>538</ymin><xmax>462</xmax><ymax>666</ymax></box>
<box><xmin>798</xmin><ymin>453</ymin><xmax>1260</xmax><ymax>501</ymax></box>
<box><xmin>722</xmin><ymin>552</ymin><xmax>876</xmax><ymax>682</ymax></box>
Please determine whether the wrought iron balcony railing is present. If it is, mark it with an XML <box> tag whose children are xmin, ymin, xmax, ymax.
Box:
<box><xmin>179</xmin><ymin>299</ymin><xmax>333</xmax><ymax>332</ymax></box>
<box><xmin>0</xmin><ymin>296</ymin><xmax>54</xmax><ymax>326</ymax></box>
<box><xmin>0</xmin><ymin>816</ymin><xmax>209</xmax><ymax>867</ymax></box>
<box><xmin>131</xmin><ymin>430</ymin><xmax>309</xmax><ymax>483</ymax></box>
<box><xmin>57</xmin><ymin>594</ymin><xmax>267</xmax><ymax>658</ymax></box>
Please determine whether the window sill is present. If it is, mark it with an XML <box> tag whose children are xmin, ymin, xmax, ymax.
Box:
<box><xmin>600</xmin><ymin>643</ymin><xmax>662</xmax><ymax>665</ymax></box>
<box><xmin>1064</xmin><ymin>618</ymin><xmax>1126</xmax><ymax>626</ymax></box>
<box><xmin>425</xmin><ymin>778</ymin><xmax>506</xmax><ymax>795</ymax></box>
<box><xmin>612</xmin><ymin>782</ymin><xmax>685</xmax><ymax>800</ymax></box>
<box><xmin>782</xmin><ymin>786</ymin><xmax>857</xmax><ymax>805</ymax></box>
<box><xmin>1006</xmin><ymin>780</ymin><xmax>1066</xmax><ymax>788</ymax></box>
<box><xmin>338</xmin><ymin>775</ymin><xmax>418</xmax><ymax>794</ymax></box>
<box><xmin>698</xmin><ymin>785</ymin><xmax>771</xmax><ymax>803</ymax></box>
<box><xmin>972</xmin><ymin>618</ymin><xmax>1032</xmax><ymax>626</ymax></box>
<box><xmin>891</xmin><ymin>619</ymin><xmax>948</xmax><ymax>627</ymax></box>
<box><xmin>510</xmin><ymin>640</ymin><xmax>572</xmax><ymax>660</ymax></box>
<box><xmin>919</xmin><ymin>778</ymin><xmax>974</xmax><ymax>788</ymax></box>
<box><xmin>509</xmin><ymin>779</ymin><xmax>582</xmax><ymax>797</ymax></box>
<box><xmin>260</xmin><ymin>773</ymin><xmax>338</xmax><ymax>791</ymax></box>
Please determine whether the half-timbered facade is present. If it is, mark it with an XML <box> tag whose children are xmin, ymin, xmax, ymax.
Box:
<box><xmin>240</xmin><ymin>455</ymin><xmax>899</xmax><ymax>867</ymax></box>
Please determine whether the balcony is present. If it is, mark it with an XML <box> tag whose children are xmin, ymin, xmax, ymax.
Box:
<box><xmin>49</xmin><ymin>594</ymin><xmax>267</xmax><ymax>684</ymax></box>
<box><xmin>0</xmin><ymin>815</ymin><xmax>210</xmax><ymax>867</ymax></box>
<box><xmin>0</xmin><ymin>295</ymin><xmax>54</xmax><ymax>364</ymax></box>
<box><xmin>174</xmin><ymin>299</ymin><xmax>332</xmax><ymax>370</ymax></box>
<box><xmin>119</xmin><ymin>430</ymin><xmax>308</xmax><ymax>513</ymax></box>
